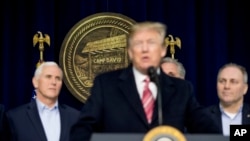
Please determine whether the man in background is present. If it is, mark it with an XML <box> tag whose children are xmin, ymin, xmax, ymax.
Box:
<box><xmin>161</xmin><ymin>57</ymin><xmax>185</xmax><ymax>79</ymax></box>
<box><xmin>6</xmin><ymin>61</ymin><xmax>80</xmax><ymax>141</ymax></box>
<box><xmin>205</xmin><ymin>63</ymin><xmax>250</xmax><ymax>136</ymax></box>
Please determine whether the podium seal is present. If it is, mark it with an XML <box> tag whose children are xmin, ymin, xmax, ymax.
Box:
<box><xmin>143</xmin><ymin>126</ymin><xmax>186</xmax><ymax>141</ymax></box>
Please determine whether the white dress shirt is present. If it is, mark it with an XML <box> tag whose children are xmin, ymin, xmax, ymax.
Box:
<box><xmin>133</xmin><ymin>67</ymin><xmax>157</xmax><ymax>99</ymax></box>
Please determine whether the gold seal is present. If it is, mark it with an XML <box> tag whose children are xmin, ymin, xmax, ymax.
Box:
<box><xmin>59</xmin><ymin>12</ymin><xmax>137</xmax><ymax>103</ymax></box>
<box><xmin>143</xmin><ymin>126</ymin><xmax>186</xmax><ymax>141</ymax></box>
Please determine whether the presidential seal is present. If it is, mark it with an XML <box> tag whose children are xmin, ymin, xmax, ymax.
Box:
<box><xmin>143</xmin><ymin>126</ymin><xmax>186</xmax><ymax>141</ymax></box>
<box><xmin>59</xmin><ymin>12</ymin><xmax>137</xmax><ymax>103</ymax></box>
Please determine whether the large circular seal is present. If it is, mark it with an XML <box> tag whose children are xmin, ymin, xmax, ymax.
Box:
<box><xmin>59</xmin><ymin>12</ymin><xmax>137</xmax><ymax>103</ymax></box>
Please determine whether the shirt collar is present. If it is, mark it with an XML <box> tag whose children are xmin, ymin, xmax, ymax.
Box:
<box><xmin>133</xmin><ymin>67</ymin><xmax>148</xmax><ymax>83</ymax></box>
<box><xmin>219</xmin><ymin>103</ymin><xmax>243</xmax><ymax>114</ymax></box>
<box><xmin>133</xmin><ymin>66</ymin><xmax>160</xmax><ymax>82</ymax></box>
<box><xmin>36</xmin><ymin>98</ymin><xmax>59</xmax><ymax>112</ymax></box>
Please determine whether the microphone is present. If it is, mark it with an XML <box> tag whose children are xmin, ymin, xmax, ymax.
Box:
<box><xmin>148</xmin><ymin>66</ymin><xmax>159</xmax><ymax>85</ymax></box>
<box><xmin>147</xmin><ymin>66</ymin><xmax>163</xmax><ymax>125</ymax></box>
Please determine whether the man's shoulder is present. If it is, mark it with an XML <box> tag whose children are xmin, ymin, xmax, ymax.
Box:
<box><xmin>243</xmin><ymin>102</ymin><xmax>250</xmax><ymax>111</ymax></box>
<box><xmin>164</xmin><ymin>74</ymin><xmax>192</xmax><ymax>87</ymax></box>
<box><xmin>204</xmin><ymin>104</ymin><xmax>220</xmax><ymax>113</ymax></box>
<box><xmin>244</xmin><ymin>102</ymin><xmax>250</xmax><ymax>107</ymax></box>
<box><xmin>59</xmin><ymin>104</ymin><xmax>80</xmax><ymax>114</ymax></box>
<box><xmin>58</xmin><ymin>104</ymin><xmax>80</xmax><ymax>122</ymax></box>
<box><xmin>6</xmin><ymin>102</ymin><xmax>32</xmax><ymax>116</ymax></box>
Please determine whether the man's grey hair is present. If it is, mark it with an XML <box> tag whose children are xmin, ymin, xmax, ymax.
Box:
<box><xmin>161</xmin><ymin>57</ymin><xmax>186</xmax><ymax>78</ymax></box>
<box><xmin>217</xmin><ymin>63</ymin><xmax>248</xmax><ymax>83</ymax></box>
<box><xmin>34</xmin><ymin>61</ymin><xmax>63</xmax><ymax>79</ymax></box>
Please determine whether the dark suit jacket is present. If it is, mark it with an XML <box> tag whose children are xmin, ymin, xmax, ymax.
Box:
<box><xmin>205</xmin><ymin>102</ymin><xmax>250</xmax><ymax>134</ymax></box>
<box><xmin>70</xmin><ymin>66</ymin><xmax>219</xmax><ymax>141</ymax></box>
<box><xmin>6</xmin><ymin>100</ymin><xmax>80</xmax><ymax>141</ymax></box>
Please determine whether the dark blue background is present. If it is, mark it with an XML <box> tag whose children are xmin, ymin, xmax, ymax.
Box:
<box><xmin>1</xmin><ymin>0</ymin><xmax>250</xmax><ymax>110</ymax></box>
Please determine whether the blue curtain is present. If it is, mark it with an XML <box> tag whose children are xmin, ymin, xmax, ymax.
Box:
<box><xmin>1</xmin><ymin>0</ymin><xmax>250</xmax><ymax>110</ymax></box>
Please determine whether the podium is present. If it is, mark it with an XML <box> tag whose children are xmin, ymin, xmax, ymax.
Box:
<box><xmin>91</xmin><ymin>133</ymin><xmax>229</xmax><ymax>141</ymax></box>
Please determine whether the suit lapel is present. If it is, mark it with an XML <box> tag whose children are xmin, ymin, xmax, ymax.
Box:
<box><xmin>118</xmin><ymin>66</ymin><xmax>148</xmax><ymax>125</ymax></box>
<box><xmin>210</xmin><ymin>105</ymin><xmax>223</xmax><ymax>132</ymax></box>
<box><xmin>27</xmin><ymin>100</ymin><xmax>47</xmax><ymax>141</ymax></box>
<box><xmin>59</xmin><ymin>105</ymin><xmax>67</xmax><ymax>141</ymax></box>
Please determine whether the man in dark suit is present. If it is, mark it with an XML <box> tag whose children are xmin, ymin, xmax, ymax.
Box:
<box><xmin>6</xmin><ymin>61</ymin><xmax>80</xmax><ymax>141</ymax></box>
<box><xmin>205</xmin><ymin>63</ymin><xmax>250</xmax><ymax>136</ymax></box>
<box><xmin>70</xmin><ymin>21</ymin><xmax>218</xmax><ymax>141</ymax></box>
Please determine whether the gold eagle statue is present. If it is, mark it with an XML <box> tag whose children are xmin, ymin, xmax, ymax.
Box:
<box><xmin>33</xmin><ymin>31</ymin><xmax>50</xmax><ymax>67</ymax></box>
<box><xmin>165</xmin><ymin>34</ymin><xmax>181</xmax><ymax>59</ymax></box>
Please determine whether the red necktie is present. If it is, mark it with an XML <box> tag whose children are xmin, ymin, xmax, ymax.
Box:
<box><xmin>142</xmin><ymin>77</ymin><xmax>154</xmax><ymax>123</ymax></box>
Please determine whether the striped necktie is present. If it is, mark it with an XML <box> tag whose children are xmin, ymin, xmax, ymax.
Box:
<box><xmin>142</xmin><ymin>77</ymin><xmax>155</xmax><ymax>123</ymax></box>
